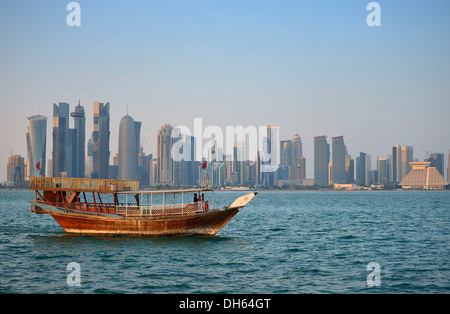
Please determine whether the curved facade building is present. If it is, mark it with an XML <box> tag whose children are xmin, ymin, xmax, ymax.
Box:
<box><xmin>26</xmin><ymin>115</ymin><xmax>47</xmax><ymax>179</ymax></box>
<box><xmin>118</xmin><ymin>115</ymin><xmax>137</xmax><ymax>181</ymax></box>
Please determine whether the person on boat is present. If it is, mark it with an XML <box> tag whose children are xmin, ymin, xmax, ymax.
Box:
<box><xmin>201</xmin><ymin>194</ymin><xmax>209</xmax><ymax>212</ymax></box>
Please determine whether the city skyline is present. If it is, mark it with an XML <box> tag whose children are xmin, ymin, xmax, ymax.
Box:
<box><xmin>1</xmin><ymin>1</ymin><xmax>450</xmax><ymax>181</ymax></box>
<box><xmin>2</xmin><ymin>100</ymin><xmax>450</xmax><ymax>186</ymax></box>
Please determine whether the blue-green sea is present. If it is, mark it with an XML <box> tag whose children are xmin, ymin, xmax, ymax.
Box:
<box><xmin>0</xmin><ymin>190</ymin><xmax>449</xmax><ymax>294</ymax></box>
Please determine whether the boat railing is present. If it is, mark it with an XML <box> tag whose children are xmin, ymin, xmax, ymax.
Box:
<box><xmin>116</xmin><ymin>201</ymin><xmax>214</xmax><ymax>218</ymax></box>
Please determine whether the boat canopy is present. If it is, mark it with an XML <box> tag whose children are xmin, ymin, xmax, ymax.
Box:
<box><xmin>29</xmin><ymin>176</ymin><xmax>140</xmax><ymax>193</ymax></box>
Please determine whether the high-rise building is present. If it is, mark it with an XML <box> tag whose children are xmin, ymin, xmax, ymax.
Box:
<box><xmin>391</xmin><ymin>144</ymin><xmax>413</xmax><ymax>182</ymax></box>
<box><xmin>69</xmin><ymin>102</ymin><xmax>86</xmax><ymax>178</ymax></box>
<box><xmin>157</xmin><ymin>124</ymin><xmax>174</xmax><ymax>185</ymax></box>
<box><xmin>448</xmin><ymin>150</ymin><xmax>450</xmax><ymax>182</ymax></box>
<box><xmin>291</xmin><ymin>134</ymin><xmax>303</xmax><ymax>181</ymax></box>
<box><xmin>26</xmin><ymin>115</ymin><xmax>47</xmax><ymax>179</ymax></box>
<box><xmin>7</xmin><ymin>155</ymin><xmax>25</xmax><ymax>185</ymax></box>
<box><xmin>172</xmin><ymin>129</ymin><xmax>198</xmax><ymax>186</ymax></box>
<box><xmin>118</xmin><ymin>114</ymin><xmax>139</xmax><ymax>181</ymax></box>
<box><xmin>52</xmin><ymin>102</ymin><xmax>70</xmax><ymax>177</ymax></box>
<box><xmin>233</xmin><ymin>141</ymin><xmax>245</xmax><ymax>185</ymax></box>
<box><xmin>261</xmin><ymin>126</ymin><xmax>279</xmax><ymax>186</ymax></box>
<box><xmin>279</xmin><ymin>140</ymin><xmax>292</xmax><ymax>181</ymax></box>
<box><xmin>331</xmin><ymin>136</ymin><xmax>346</xmax><ymax>184</ymax></box>
<box><xmin>365</xmin><ymin>155</ymin><xmax>372</xmax><ymax>186</ymax></box>
<box><xmin>391</xmin><ymin>145</ymin><xmax>401</xmax><ymax>182</ymax></box>
<box><xmin>314</xmin><ymin>136</ymin><xmax>329</xmax><ymax>186</ymax></box>
<box><xmin>291</xmin><ymin>134</ymin><xmax>303</xmax><ymax>180</ymax></box>
<box><xmin>355</xmin><ymin>152</ymin><xmax>367</xmax><ymax>186</ymax></box>
<box><xmin>91</xmin><ymin>102</ymin><xmax>110</xmax><ymax>179</ymax></box>
<box><xmin>377</xmin><ymin>156</ymin><xmax>391</xmax><ymax>183</ymax></box>
<box><xmin>400</xmin><ymin>146</ymin><xmax>413</xmax><ymax>181</ymax></box>
<box><xmin>426</xmin><ymin>153</ymin><xmax>444</xmax><ymax>177</ymax></box>
<box><xmin>345</xmin><ymin>153</ymin><xmax>354</xmax><ymax>184</ymax></box>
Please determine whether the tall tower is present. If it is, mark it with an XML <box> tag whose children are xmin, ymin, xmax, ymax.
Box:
<box><xmin>157</xmin><ymin>124</ymin><xmax>174</xmax><ymax>185</ymax></box>
<box><xmin>400</xmin><ymin>146</ymin><xmax>413</xmax><ymax>181</ymax></box>
<box><xmin>70</xmin><ymin>101</ymin><xmax>86</xmax><ymax>178</ymax></box>
<box><xmin>314</xmin><ymin>136</ymin><xmax>329</xmax><ymax>186</ymax></box>
<box><xmin>291</xmin><ymin>134</ymin><xmax>303</xmax><ymax>180</ymax></box>
<box><xmin>118</xmin><ymin>115</ymin><xmax>138</xmax><ymax>181</ymax></box>
<box><xmin>52</xmin><ymin>102</ymin><xmax>69</xmax><ymax>177</ymax></box>
<box><xmin>331</xmin><ymin>136</ymin><xmax>346</xmax><ymax>184</ymax></box>
<box><xmin>92</xmin><ymin>102</ymin><xmax>110</xmax><ymax>179</ymax></box>
<box><xmin>26</xmin><ymin>115</ymin><xmax>47</xmax><ymax>179</ymax></box>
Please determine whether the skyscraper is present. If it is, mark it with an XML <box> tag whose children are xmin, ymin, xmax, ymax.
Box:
<box><xmin>157</xmin><ymin>124</ymin><xmax>174</xmax><ymax>185</ymax></box>
<box><xmin>314</xmin><ymin>136</ymin><xmax>329</xmax><ymax>186</ymax></box>
<box><xmin>447</xmin><ymin>150</ymin><xmax>450</xmax><ymax>182</ymax></box>
<box><xmin>91</xmin><ymin>102</ymin><xmax>110</xmax><ymax>179</ymax></box>
<box><xmin>345</xmin><ymin>153</ymin><xmax>354</xmax><ymax>184</ymax></box>
<box><xmin>291</xmin><ymin>134</ymin><xmax>303</xmax><ymax>181</ymax></box>
<box><xmin>426</xmin><ymin>153</ymin><xmax>444</xmax><ymax>177</ymax></box>
<box><xmin>261</xmin><ymin>125</ymin><xmax>279</xmax><ymax>186</ymax></box>
<box><xmin>391</xmin><ymin>144</ymin><xmax>413</xmax><ymax>182</ymax></box>
<box><xmin>173</xmin><ymin>132</ymin><xmax>197</xmax><ymax>186</ymax></box>
<box><xmin>7</xmin><ymin>155</ymin><xmax>25</xmax><ymax>185</ymax></box>
<box><xmin>26</xmin><ymin>115</ymin><xmax>47</xmax><ymax>179</ymax></box>
<box><xmin>69</xmin><ymin>102</ymin><xmax>86</xmax><ymax>178</ymax></box>
<box><xmin>377</xmin><ymin>156</ymin><xmax>391</xmax><ymax>183</ymax></box>
<box><xmin>279</xmin><ymin>140</ymin><xmax>292</xmax><ymax>180</ymax></box>
<box><xmin>331</xmin><ymin>136</ymin><xmax>346</xmax><ymax>184</ymax></box>
<box><xmin>400</xmin><ymin>146</ymin><xmax>413</xmax><ymax>181</ymax></box>
<box><xmin>356</xmin><ymin>152</ymin><xmax>367</xmax><ymax>186</ymax></box>
<box><xmin>52</xmin><ymin>102</ymin><xmax>69</xmax><ymax>177</ymax></box>
<box><xmin>118</xmin><ymin>114</ymin><xmax>138</xmax><ymax>181</ymax></box>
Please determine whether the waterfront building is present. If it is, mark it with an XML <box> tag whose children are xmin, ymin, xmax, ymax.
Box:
<box><xmin>448</xmin><ymin>150</ymin><xmax>450</xmax><ymax>182</ymax></box>
<box><xmin>377</xmin><ymin>156</ymin><xmax>391</xmax><ymax>183</ymax></box>
<box><xmin>331</xmin><ymin>136</ymin><xmax>346</xmax><ymax>184</ymax></box>
<box><xmin>260</xmin><ymin>126</ymin><xmax>279</xmax><ymax>186</ymax></box>
<box><xmin>345</xmin><ymin>153</ymin><xmax>354</xmax><ymax>184</ymax></box>
<box><xmin>425</xmin><ymin>153</ymin><xmax>444</xmax><ymax>177</ymax></box>
<box><xmin>173</xmin><ymin>131</ymin><xmax>197</xmax><ymax>186</ymax></box>
<box><xmin>69</xmin><ymin>102</ymin><xmax>86</xmax><ymax>178</ymax></box>
<box><xmin>157</xmin><ymin>124</ymin><xmax>174</xmax><ymax>185</ymax></box>
<box><xmin>314</xmin><ymin>136</ymin><xmax>329</xmax><ymax>186</ymax></box>
<box><xmin>400</xmin><ymin>162</ymin><xmax>448</xmax><ymax>189</ymax></box>
<box><xmin>391</xmin><ymin>144</ymin><xmax>413</xmax><ymax>182</ymax></box>
<box><xmin>26</xmin><ymin>115</ymin><xmax>47</xmax><ymax>179</ymax></box>
<box><xmin>7</xmin><ymin>155</ymin><xmax>25</xmax><ymax>185</ymax></box>
<box><xmin>52</xmin><ymin>102</ymin><xmax>70</xmax><ymax>177</ymax></box>
<box><xmin>280</xmin><ymin>140</ymin><xmax>292</xmax><ymax>181</ymax></box>
<box><xmin>91</xmin><ymin>102</ymin><xmax>110</xmax><ymax>179</ymax></box>
<box><xmin>355</xmin><ymin>152</ymin><xmax>367</xmax><ymax>186</ymax></box>
<box><xmin>401</xmin><ymin>146</ymin><xmax>413</xmax><ymax>181</ymax></box>
<box><xmin>118</xmin><ymin>115</ymin><xmax>138</xmax><ymax>181</ymax></box>
<box><xmin>291</xmin><ymin>134</ymin><xmax>304</xmax><ymax>181</ymax></box>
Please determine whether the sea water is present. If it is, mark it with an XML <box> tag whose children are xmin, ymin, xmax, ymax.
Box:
<box><xmin>0</xmin><ymin>189</ymin><xmax>449</xmax><ymax>294</ymax></box>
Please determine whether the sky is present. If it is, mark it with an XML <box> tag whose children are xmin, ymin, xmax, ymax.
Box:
<box><xmin>1</xmin><ymin>0</ymin><xmax>449</xmax><ymax>180</ymax></box>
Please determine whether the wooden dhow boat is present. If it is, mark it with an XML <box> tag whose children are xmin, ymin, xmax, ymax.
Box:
<box><xmin>28</xmin><ymin>177</ymin><xmax>257</xmax><ymax>236</ymax></box>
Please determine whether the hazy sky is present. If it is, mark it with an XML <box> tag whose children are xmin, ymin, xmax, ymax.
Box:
<box><xmin>1</xmin><ymin>0</ymin><xmax>449</xmax><ymax>180</ymax></box>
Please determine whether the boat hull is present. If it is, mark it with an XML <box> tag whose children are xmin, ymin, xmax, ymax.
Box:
<box><xmin>48</xmin><ymin>207</ymin><xmax>242</xmax><ymax>236</ymax></box>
